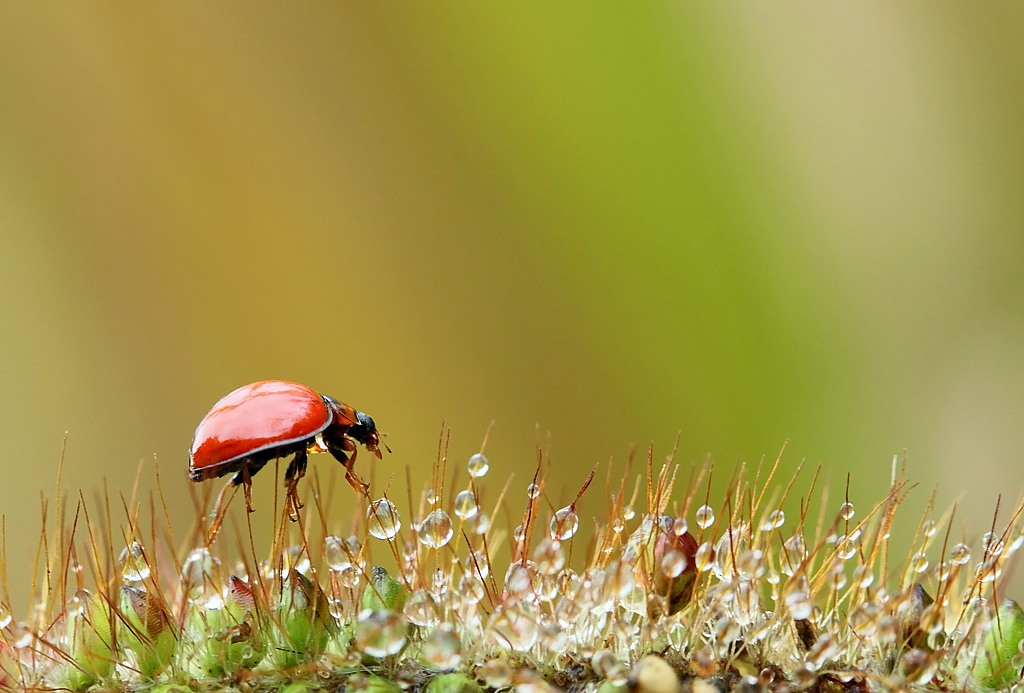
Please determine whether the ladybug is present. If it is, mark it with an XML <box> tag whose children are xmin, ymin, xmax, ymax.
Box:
<box><xmin>189</xmin><ymin>381</ymin><xmax>384</xmax><ymax>515</ymax></box>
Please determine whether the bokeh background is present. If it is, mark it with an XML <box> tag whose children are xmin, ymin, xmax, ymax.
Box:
<box><xmin>1</xmin><ymin>5</ymin><xmax>1023</xmax><ymax>605</ymax></box>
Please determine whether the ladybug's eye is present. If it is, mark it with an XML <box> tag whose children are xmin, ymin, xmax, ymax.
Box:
<box><xmin>355</xmin><ymin>411</ymin><xmax>376</xmax><ymax>432</ymax></box>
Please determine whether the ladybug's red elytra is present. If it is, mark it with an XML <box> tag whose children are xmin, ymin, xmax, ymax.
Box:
<box><xmin>189</xmin><ymin>380</ymin><xmax>384</xmax><ymax>516</ymax></box>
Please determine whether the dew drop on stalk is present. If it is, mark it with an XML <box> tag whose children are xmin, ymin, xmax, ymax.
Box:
<box><xmin>487</xmin><ymin>604</ymin><xmax>540</xmax><ymax>651</ymax></box>
<box><xmin>478</xmin><ymin>659</ymin><xmax>513</xmax><ymax>687</ymax></box>
<box><xmin>922</xmin><ymin>519</ymin><xmax>937</xmax><ymax>537</ymax></box>
<box><xmin>836</xmin><ymin>536</ymin><xmax>857</xmax><ymax>561</ymax></box>
<box><xmin>418</xmin><ymin>509</ymin><xmax>454</xmax><ymax>548</ymax></box>
<box><xmin>526</xmin><ymin>483</ymin><xmax>541</xmax><ymax>499</ymax></box>
<box><xmin>325</xmin><ymin>535</ymin><xmax>361</xmax><ymax>571</ymax></box>
<box><xmin>694</xmin><ymin>542</ymin><xmax>715</xmax><ymax>572</ymax></box>
<box><xmin>367</xmin><ymin>498</ymin><xmax>402</xmax><ymax>540</ymax></box>
<box><xmin>982</xmin><ymin>531</ymin><xmax>1005</xmax><ymax>556</ymax></box>
<box><xmin>950</xmin><ymin>543</ymin><xmax>971</xmax><ymax>565</ymax></box>
<box><xmin>467</xmin><ymin>452</ymin><xmax>489</xmax><ymax>478</ymax></box>
<box><xmin>550</xmin><ymin>506</ymin><xmax>579</xmax><ymax>540</ymax></box>
<box><xmin>839</xmin><ymin>502</ymin><xmax>855</xmax><ymax>520</ymax></box>
<box><xmin>356</xmin><ymin>609</ymin><xmax>408</xmax><ymax>658</ymax></box>
<box><xmin>611</xmin><ymin>517</ymin><xmax>625</xmax><ymax>533</ymax></box>
<box><xmin>469</xmin><ymin>512</ymin><xmax>490</xmax><ymax>535</ymax></box>
<box><xmin>404</xmin><ymin>590</ymin><xmax>439</xmax><ymax>627</ymax></box>
<box><xmin>910</xmin><ymin>552</ymin><xmax>929</xmax><ymax>574</ymax></box>
<box><xmin>0</xmin><ymin>601</ymin><xmax>11</xmax><ymax>629</ymax></box>
<box><xmin>622</xmin><ymin>505</ymin><xmax>635</xmax><ymax>520</ymax></box>
<box><xmin>118</xmin><ymin>541</ymin><xmax>151</xmax><ymax>582</ymax></box>
<box><xmin>660</xmin><ymin>549</ymin><xmax>687</xmax><ymax>578</ymax></box>
<box><xmin>695</xmin><ymin>504</ymin><xmax>715</xmax><ymax>529</ymax></box>
<box><xmin>182</xmin><ymin>547</ymin><xmax>220</xmax><ymax>595</ymax></box>
<box><xmin>423</xmin><ymin>623</ymin><xmax>462</xmax><ymax>670</ymax></box>
<box><xmin>673</xmin><ymin>517</ymin><xmax>688</xmax><ymax>536</ymax></box>
<box><xmin>453</xmin><ymin>489</ymin><xmax>478</xmax><ymax>519</ymax></box>
<box><xmin>852</xmin><ymin>564</ymin><xmax>874</xmax><ymax>588</ymax></box>
<box><xmin>781</xmin><ymin>533</ymin><xmax>808</xmax><ymax>576</ymax></box>
<box><xmin>425</xmin><ymin>488</ymin><xmax>438</xmax><ymax>505</ymax></box>
<box><xmin>533</xmin><ymin>538</ymin><xmax>565</xmax><ymax>575</ymax></box>
<box><xmin>785</xmin><ymin>588</ymin><xmax>812</xmax><ymax>620</ymax></box>
<box><xmin>458</xmin><ymin>575</ymin><xmax>485</xmax><ymax>604</ymax></box>
<box><xmin>513</xmin><ymin>524</ymin><xmax>526</xmax><ymax>543</ymax></box>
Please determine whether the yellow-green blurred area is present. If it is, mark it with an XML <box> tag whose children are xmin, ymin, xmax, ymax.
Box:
<box><xmin>2</xmin><ymin>4</ymin><xmax>1024</xmax><ymax>605</ymax></box>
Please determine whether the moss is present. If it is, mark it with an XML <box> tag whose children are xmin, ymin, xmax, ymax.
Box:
<box><xmin>0</xmin><ymin>444</ymin><xmax>1022</xmax><ymax>692</ymax></box>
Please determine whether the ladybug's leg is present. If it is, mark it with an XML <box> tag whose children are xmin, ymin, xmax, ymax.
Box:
<box><xmin>284</xmin><ymin>448</ymin><xmax>308</xmax><ymax>517</ymax></box>
<box><xmin>324</xmin><ymin>435</ymin><xmax>369</xmax><ymax>495</ymax></box>
<box><xmin>229</xmin><ymin>465</ymin><xmax>256</xmax><ymax>512</ymax></box>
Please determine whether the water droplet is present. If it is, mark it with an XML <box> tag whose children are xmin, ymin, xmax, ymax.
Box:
<box><xmin>425</xmin><ymin>488</ymin><xmax>438</xmax><ymax>505</ymax></box>
<box><xmin>478</xmin><ymin>658</ymin><xmax>513</xmax><ymax>687</ymax></box>
<box><xmin>181</xmin><ymin>547</ymin><xmax>221</xmax><ymax>601</ymax></box>
<box><xmin>836</xmin><ymin>536</ymin><xmax>857</xmax><ymax>561</ymax></box>
<box><xmin>983</xmin><ymin>531</ymin><xmax>1005</xmax><ymax>556</ymax></box>
<box><xmin>910</xmin><ymin>552</ymin><xmax>929</xmax><ymax>574</ymax></box>
<box><xmin>853</xmin><ymin>564</ymin><xmax>874</xmax><ymax>588</ymax></box>
<box><xmin>355</xmin><ymin>609</ymin><xmax>408</xmax><ymax>657</ymax></box>
<box><xmin>737</xmin><ymin>549</ymin><xmax>765</xmax><ymax>579</ymax></box>
<box><xmin>0</xmin><ymin>601</ymin><xmax>11</xmax><ymax>629</ymax></box>
<box><xmin>781</xmin><ymin>534</ymin><xmax>808</xmax><ymax>576</ymax></box>
<box><xmin>770</xmin><ymin>509</ymin><xmax>786</xmax><ymax>529</ymax></box>
<box><xmin>487</xmin><ymin>604</ymin><xmax>539</xmax><ymax>651</ymax></box>
<box><xmin>513</xmin><ymin>524</ymin><xmax>527</xmax><ymax>543</ymax></box>
<box><xmin>673</xmin><ymin>517</ymin><xmax>689</xmax><ymax>536</ymax></box>
<box><xmin>732</xmin><ymin>580</ymin><xmax>760</xmax><ymax>625</ymax></box>
<box><xmin>465</xmin><ymin>549</ymin><xmax>490</xmax><ymax>579</ymax></box>
<box><xmin>338</xmin><ymin>565</ymin><xmax>362</xmax><ymax>588</ymax></box>
<box><xmin>695</xmin><ymin>505</ymin><xmax>715</xmax><ymax>529</ymax></box>
<box><xmin>526</xmin><ymin>483</ymin><xmax>541</xmax><ymax>499</ymax></box>
<box><xmin>404</xmin><ymin>589</ymin><xmax>439</xmax><ymax>626</ymax></box>
<box><xmin>418</xmin><ymin>509</ymin><xmax>454</xmax><ymax>548</ymax></box>
<box><xmin>611</xmin><ymin>517</ymin><xmax>625</xmax><ymax>533</ymax></box>
<box><xmin>549</xmin><ymin>506</ymin><xmax>579</xmax><ymax>540</ymax></box>
<box><xmin>282</xmin><ymin>545</ymin><xmax>311</xmax><ymax>574</ymax></box>
<box><xmin>660</xmin><ymin>549</ymin><xmax>687</xmax><ymax>578</ymax></box>
<box><xmin>469</xmin><ymin>512</ymin><xmax>490</xmax><ymax>535</ymax></box>
<box><xmin>423</xmin><ymin>623</ymin><xmax>462</xmax><ymax>670</ymax></box>
<box><xmin>467</xmin><ymin>453</ymin><xmax>489</xmax><ymax>478</ymax></box>
<box><xmin>118</xmin><ymin>541</ymin><xmax>151</xmax><ymax>582</ymax></box>
<box><xmin>325</xmin><ymin>535</ymin><xmax>362</xmax><ymax>571</ymax></box>
<box><xmin>453</xmin><ymin>489</ymin><xmax>478</xmax><ymax>519</ymax></box>
<box><xmin>431</xmin><ymin>568</ymin><xmax>449</xmax><ymax>597</ymax></box>
<box><xmin>622</xmin><ymin>505</ymin><xmax>635</xmax><ymax>521</ymax></box>
<box><xmin>533</xmin><ymin>538</ymin><xmax>565</xmax><ymax>575</ymax></box>
<box><xmin>367</xmin><ymin>498</ymin><xmax>402</xmax><ymax>540</ymax></box>
<box><xmin>504</xmin><ymin>562</ymin><xmax>536</xmax><ymax>596</ymax></box>
<box><xmin>458</xmin><ymin>575</ymin><xmax>486</xmax><ymax>604</ymax></box>
<box><xmin>828</xmin><ymin>562</ymin><xmax>847</xmax><ymax>589</ymax></box>
<box><xmin>922</xmin><ymin>519</ymin><xmax>938</xmax><ymax>537</ymax></box>
<box><xmin>839</xmin><ymin>502</ymin><xmax>855</xmax><ymax>520</ymax></box>
<box><xmin>785</xmin><ymin>588</ymin><xmax>812</xmax><ymax>620</ymax></box>
<box><xmin>950</xmin><ymin>543</ymin><xmax>971</xmax><ymax>565</ymax></box>
<box><xmin>694</xmin><ymin>542</ymin><xmax>715</xmax><ymax>572</ymax></box>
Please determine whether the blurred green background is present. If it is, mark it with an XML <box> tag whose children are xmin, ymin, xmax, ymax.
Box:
<box><xmin>1</xmin><ymin>5</ymin><xmax>1023</xmax><ymax>604</ymax></box>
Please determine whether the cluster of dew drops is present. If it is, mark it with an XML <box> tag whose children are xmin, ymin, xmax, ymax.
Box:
<box><xmin>98</xmin><ymin>450</ymin><xmax>1024</xmax><ymax>690</ymax></box>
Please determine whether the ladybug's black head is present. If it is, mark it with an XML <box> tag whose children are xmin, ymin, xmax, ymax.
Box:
<box><xmin>352</xmin><ymin>410</ymin><xmax>385</xmax><ymax>458</ymax></box>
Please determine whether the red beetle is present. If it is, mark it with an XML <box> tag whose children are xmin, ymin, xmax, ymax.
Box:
<box><xmin>189</xmin><ymin>381</ymin><xmax>384</xmax><ymax>515</ymax></box>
